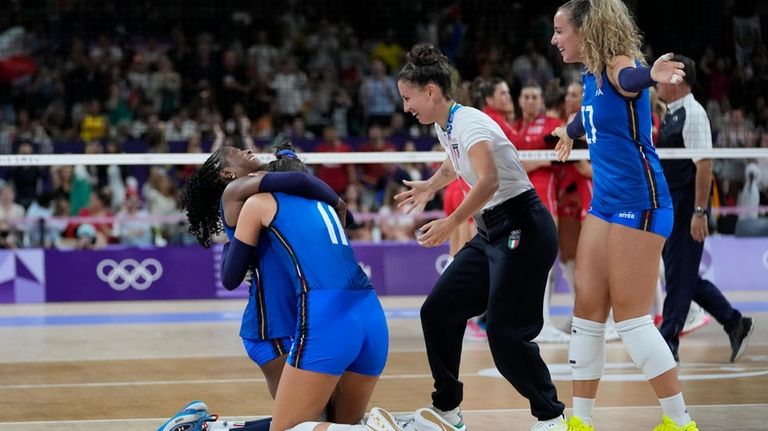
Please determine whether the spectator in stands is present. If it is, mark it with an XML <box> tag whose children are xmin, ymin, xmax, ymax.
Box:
<box><xmin>164</xmin><ymin>108</ymin><xmax>199</xmax><ymax>142</ymax></box>
<box><xmin>79</xmin><ymin>99</ymin><xmax>108</xmax><ymax>143</ymax></box>
<box><xmin>0</xmin><ymin>220</ymin><xmax>18</xmax><ymax>249</ymax></box>
<box><xmin>148</xmin><ymin>56</ymin><xmax>182</xmax><ymax>120</ymax></box>
<box><xmin>511</xmin><ymin>40</ymin><xmax>555</xmax><ymax>89</ymax></box>
<box><xmin>305</xmin><ymin>64</ymin><xmax>341</xmax><ymax>135</ymax></box>
<box><xmin>378</xmin><ymin>180</ymin><xmax>417</xmax><ymax>241</ymax></box>
<box><xmin>24</xmin><ymin>191</ymin><xmax>61</xmax><ymax>248</ymax></box>
<box><xmin>6</xmin><ymin>109</ymin><xmax>53</xmax><ymax>155</ymax></box>
<box><xmin>115</xmin><ymin>188</ymin><xmax>154</xmax><ymax>246</ymax></box>
<box><xmin>314</xmin><ymin>125</ymin><xmax>357</xmax><ymax>195</ymax></box>
<box><xmin>105</xmin><ymin>83</ymin><xmax>135</xmax><ymax>130</ymax></box>
<box><xmin>360</xmin><ymin>59</ymin><xmax>400</xmax><ymax>128</ymax></box>
<box><xmin>175</xmin><ymin>134</ymin><xmax>205</xmax><ymax>183</ymax></box>
<box><xmin>7</xmin><ymin>141</ymin><xmax>47</xmax><ymax>209</ymax></box>
<box><xmin>65</xmin><ymin>188</ymin><xmax>115</xmax><ymax>245</ymax></box>
<box><xmin>218</xmin><ymin>49</ymin><xmax>249</xmax><ymax>119</ymax></box>
<box><xmin>371</xmin><ymin>29</ymin><xmax>405</xmax><ymax>73</ymax></box>
<box><xmin>343</xmin><ymin>183</ymin><xmax>373</xmax><ymax>241</ymax></box>
<box><xmin>338</xmin><ymin>32</ymin><xmax>368</xmax><ymax>93</ymax></box>
<box><xmin>143</xmin><ymin>168</ymin><xmax>180</xmax><ymax>244</ymax></box>
<box><xmin>247</xmin><ymin>29</ymin><xmax>279</xmax><ymax>77</ymax></box>
<box><xmin>0</xmin><ymin>183</ymin><xmax>25</xmax><ymax>224</ymax></box>
<box><xmin>358</xmin><ymin>125</ymin><xmax>397</xmax><ymax>210</ymax></box>
<box><xmin>270</xmin><ymin>57</ymin><xmax>308</xmax><ymax>130</ymax></box>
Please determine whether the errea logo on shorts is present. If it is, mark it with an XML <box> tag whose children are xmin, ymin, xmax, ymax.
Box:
<box><xmin>96</xmin><ymin>258</ymin><xmax>163</xmax><ymax>291</ymax></box>
<box><xmin>618</xmin><ymin>212</ymin><xmax>636</xmax><ymax>219</ymax></box>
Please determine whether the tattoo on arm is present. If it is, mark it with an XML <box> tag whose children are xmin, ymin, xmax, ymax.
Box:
<box><xmin>438</xmin><ymin>162</ymin><xmax>453</xmax><ymax>179</ymax></box>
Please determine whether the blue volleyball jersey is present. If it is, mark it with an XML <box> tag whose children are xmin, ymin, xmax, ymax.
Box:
<box><xmin>268</xmin><ymin>193</ymin><xmax>372</xmax><ymax>295</ymax></box>
<box><xmin>220</xmin><ymin>202</ymin><xmax>296</xmax><ymax>340</ymax></box>
<box><xmin>581</xmin><ymin>67</ymin><xmax>671</xmax><ymax>212</ymax></box>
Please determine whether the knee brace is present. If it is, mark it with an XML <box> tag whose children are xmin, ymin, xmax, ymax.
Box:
<box><xmin>569</xmin><ymin>317</ymin><xmax>606</xmax><ymax>380</ymax></box>
<box><xmin>288</xmin><ymin>422</ymin><xmax>323</xmax><ymax>431</ymax></box>
<box><xmin>616</xmin><ymin>315</ymin><xmax>677</xmax><ymax>379</ymax></box>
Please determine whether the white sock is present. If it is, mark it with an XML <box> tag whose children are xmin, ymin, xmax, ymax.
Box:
<box><xmin>659</xmin><ymin>393</ymin><xmax>691</xmax><ymax>426</ymax></box>
<box><xmin>572</xmin><ymin>397</ymin><xmax>595</xmax><ymax>425</ymax></box>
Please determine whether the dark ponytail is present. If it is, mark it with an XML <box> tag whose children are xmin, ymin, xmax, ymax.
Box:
<box><xmin>397</xmin><ymin>43</ymin><xmax>458</xmax><ymax>99</ymax></box>
<box><xmin>267</xmin><ymin>140</ymin><xmax>307</xmax><ymax>173</ymax></box>
<box><xmin>180</xmin><ymin>149</ymin><xmax>227</xmax><ymax>248</ymax></box>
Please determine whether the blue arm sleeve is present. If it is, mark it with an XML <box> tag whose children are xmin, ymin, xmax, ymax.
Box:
<box><xmin>566</xmin><ymin>114</ymin><xmax>585</xmax><ymax>140</ymax></box>
<box><xmin>618</xmin><ymin>66</ymin><xmax>655</xmax><ymax>93</ymax></box>
<box><xmin>220</xmin><ymin>237</ymin><xmax>257</xmax><ymax>290</ymax></box>
<box><xmin>259</xmin><ymin>172</ymin><xmax>339</xmax><ymax>206</ymax></box>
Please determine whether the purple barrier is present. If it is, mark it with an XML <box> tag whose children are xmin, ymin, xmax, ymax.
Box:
<box><xmin>0</xmin><ymin>236</ymin><xmax>766</xmax><ymax>304</ymax></box>
<box><xmin>213</xmin><ymin>241</ymin><xmax>451</xmax><ymax>298</ymax></box>
<box><xmin>353</xmin><ymin>242</ymin><xmax>450</xmax><ymax>296</ymax></box>
<box><xmin>0</xmin><ymin>249</ymin><xmax>45</xmax><ymax>303</ymax></box>
<box><xmin>44</xmin><ymin>246</ymin><xmax>216</xmax><ymax>302</ymax></box>
<box><xmin>700</xmin><ymin>236</ymin><xmax>768</xmax><ymax>291</ymax></box>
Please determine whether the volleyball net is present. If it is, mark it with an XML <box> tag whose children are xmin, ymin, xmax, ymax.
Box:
<box><xmin>1</xmin><ymin>148</ymin><xmax>767</xmax><ymax>249</ymax></box>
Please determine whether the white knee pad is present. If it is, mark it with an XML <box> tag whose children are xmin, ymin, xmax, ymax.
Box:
<box><xmin>289</xmin><ymin>422</ymin><xmax>323</xmax><ymax>431</ymax></box>
<box><xmin>569</xmin><ymin>317</ymin><xmax>606</xmax><ymax>380</ymax></box>
<box><xmin>616</xmin><ymin>315</ymin><xmax>676</xmax><ymax>379</ymax></box>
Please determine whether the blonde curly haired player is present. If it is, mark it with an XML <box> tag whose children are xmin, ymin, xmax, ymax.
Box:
<box><xmin>550</xmin><ymin>0</ymin><xmax>695</xmax><ymax>430</ymax></box>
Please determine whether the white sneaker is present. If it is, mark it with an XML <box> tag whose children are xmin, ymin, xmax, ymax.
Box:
<box><xmin>366</xmin><ymin>407</ymin><xmax>405</xmax><ymax>431</ymax></box>
<box><xmin>206</xmin><ymin>420</ymin><xmax>245</xmax><ymax>430</ymax></box>
<box><xmin>393</xmin><ymin>412</ymin><xmax>417</xmax><ymax>431</ymax></box>
<box><xmin>530</xmin><ymin>415</ymin><xmax>567</xmax><ymax>431</ymax></box>
<box><xmin>680</xmin><ymin>302</ymin><xmax>711</xmax><ymax>336</ymax></box>
<box><xmin>414</xmin><ymin>407</ymin><xmax>467</xmax><ymax>431</ymax></box>
<box><xmin>534</xmin><ymin>324</ymin><xmax>571</xmax><ymax>343</ymax></box>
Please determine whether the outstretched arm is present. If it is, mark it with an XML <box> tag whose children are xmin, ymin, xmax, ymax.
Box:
<box><xmin>222</xmin><ymin>171</ymin><xmax>340</xmax><ymax>226</ymax></box>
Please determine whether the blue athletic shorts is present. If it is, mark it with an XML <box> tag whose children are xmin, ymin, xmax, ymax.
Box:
<box><xmin>287</xmin><ymin>289</ymin><xmax>389</xmax><ymax>376</ymax></box>
<box><xmin>588</xmin><ymin>204</ymin><xmax>674</xmax><ymax>239</ymax></box>
<box><xmin>242</xmin><ymin>336</ymin><xmax>293</xmax><ymax>367</ymax></box>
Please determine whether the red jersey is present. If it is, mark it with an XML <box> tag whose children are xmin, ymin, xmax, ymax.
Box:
<box><xmin>358</xmin><ymin>140</ymin><xmax>397</xmax><ymax>188</ymax></box>
<box><xmin>514</xmin><ymin>114</ymin><xmax>563</xmax><ymax>214</ymax></box>
<box><xmin>482</xmin><ymin>106</ymin><xmax>522</xmax><ymax>147</ymax></box>
<box><xmin>314</xmin><ymin>140</ymin><xmax>353</xmax><ymax>194</ymax></box>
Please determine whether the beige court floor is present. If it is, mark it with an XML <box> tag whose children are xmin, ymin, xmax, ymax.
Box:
<box><xmin>0</xmin><ymin>293</ymin><xmax>766</xmax><ymax>431</ymax></box>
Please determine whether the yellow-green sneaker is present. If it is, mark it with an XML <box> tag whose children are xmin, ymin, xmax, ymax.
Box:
<box><xmin>565</xmin><ymin>416</ymin><xmax>595</xmax><ymax>431</ymax></box>
<box><xmin>652</xmin><ymin>415</ymin><xmax>699</xmax><ymax>431</ymax></box>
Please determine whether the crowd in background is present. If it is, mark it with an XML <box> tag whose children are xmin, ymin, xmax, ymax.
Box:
<box><xmin>0</xmin><ymin>0</ymin><xmax>766</xmax><ymax>249</ymax></box>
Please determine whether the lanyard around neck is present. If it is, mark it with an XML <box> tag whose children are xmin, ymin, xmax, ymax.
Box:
<box><xmin>445</xmin><ymin>101</ymin><xmax>462</xmax><ymax>139</ymax></box>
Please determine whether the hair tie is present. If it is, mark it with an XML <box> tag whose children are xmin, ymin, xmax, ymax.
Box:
<box><xmin>276</xmin><ymin>149</ymin><xmax>297</xmax><ymax>159</ymax></box>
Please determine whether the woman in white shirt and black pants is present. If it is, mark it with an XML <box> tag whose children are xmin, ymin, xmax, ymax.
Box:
<box><xmin>395</xmin><ymin>43</ymin><xmax>566</xmax><ymax>431</ymax></box>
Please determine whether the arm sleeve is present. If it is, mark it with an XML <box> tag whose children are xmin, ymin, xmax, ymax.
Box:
<box><xmin>220</xmin><ymin>238</ymin><xmax>256</xmax><ymax>290</ymax></box>
<box><xmin>259</xmin><ymin>172</ymin><xmax>339</xmax><ymax>206</ymax></box>
<box><xmin>617</xmin><ymin>66</ymin><xmax>655</xmax><ymax>93</ymax></box>
<box><xmin>566</xmin><ymin>114</ymin><xmax>585</xmax><ymax>139</ymax></box>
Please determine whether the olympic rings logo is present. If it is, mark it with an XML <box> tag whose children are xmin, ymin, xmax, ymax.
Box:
<box><xmin>96</xmin><ymin>258</ymin><xmax>163</xmax><ymax>291</ymax></box>
<box><xmin>763</xmin><ymin>250</ymin><xmax>768</xmax><ymax>270</ymax></box>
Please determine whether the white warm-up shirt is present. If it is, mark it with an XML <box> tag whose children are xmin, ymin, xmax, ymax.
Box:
<box><xmin>434</xmin><ymin>105</ymin><xmax>532</xmax><ymax>211</ymax></box>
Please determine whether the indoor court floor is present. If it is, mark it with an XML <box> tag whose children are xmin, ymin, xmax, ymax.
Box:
<box><xmin>0</xmin><ymin>292</ymin><xmax>766</xmax><ymax>431</ymax></box>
